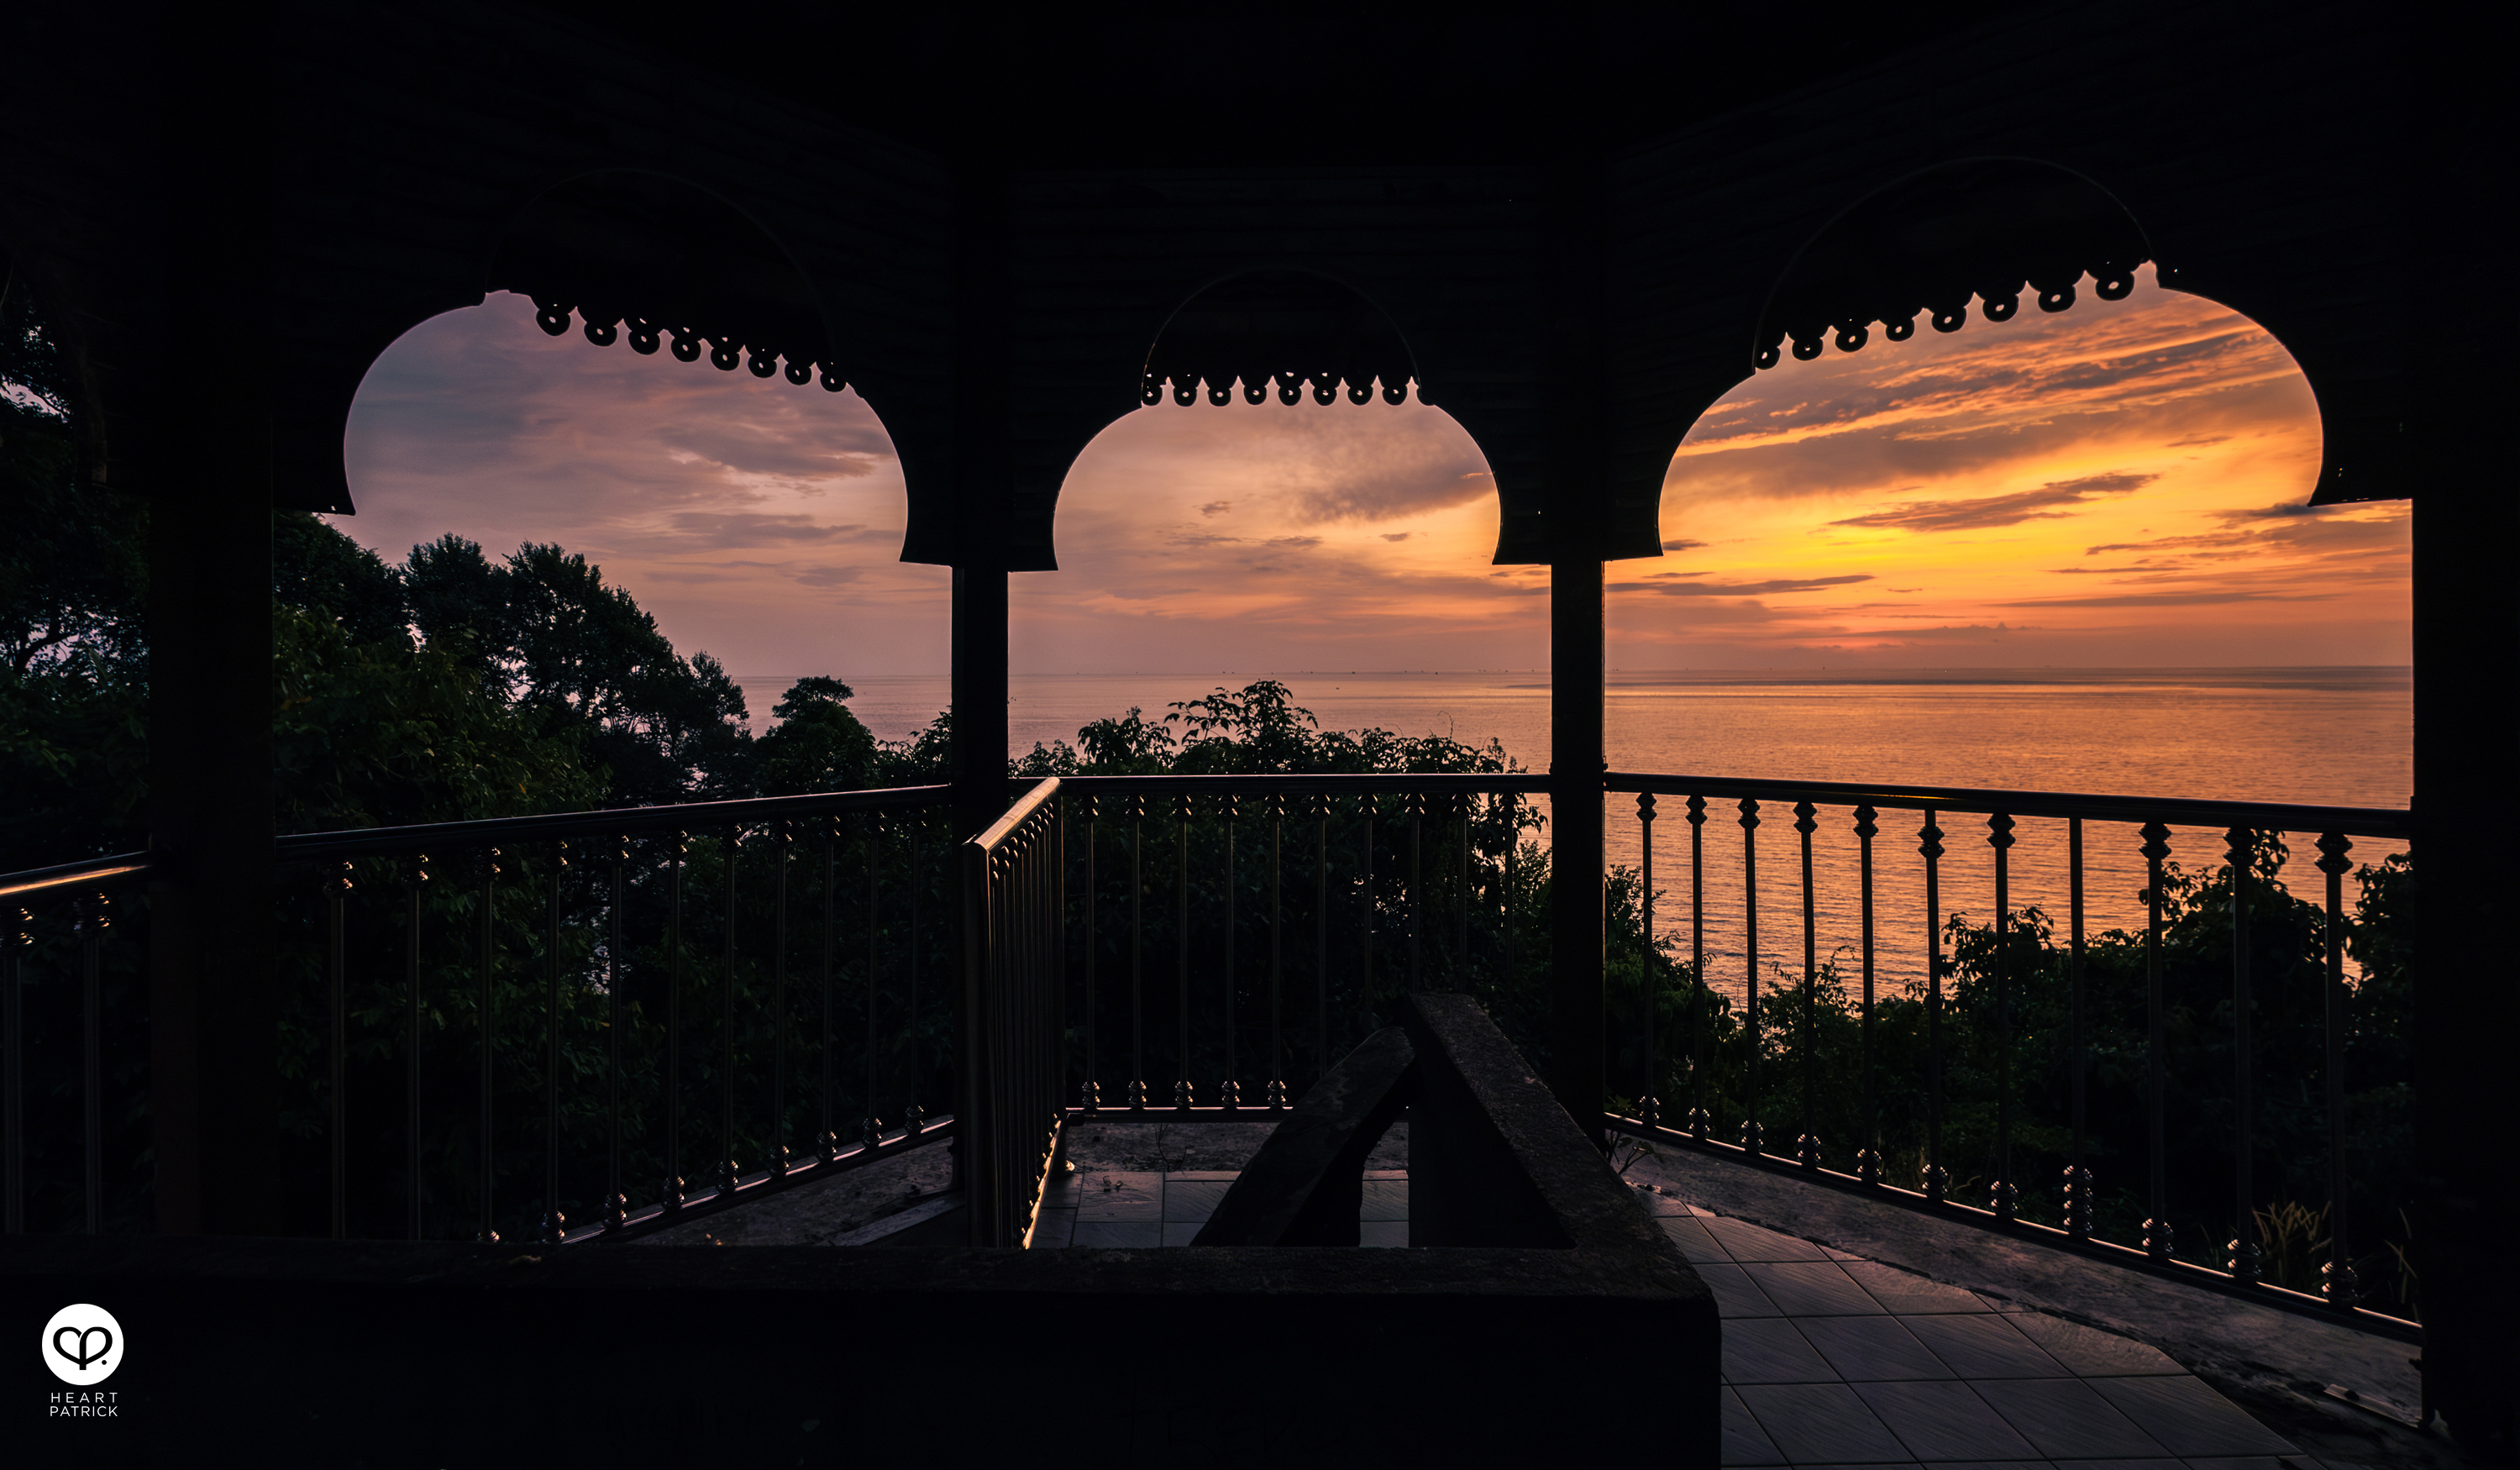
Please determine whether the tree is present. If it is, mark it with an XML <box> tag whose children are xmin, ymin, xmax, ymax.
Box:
<box><xmin>755</xmin><ymin>675</ymin><xmax>878</xmax><ymax>795</ymax></box>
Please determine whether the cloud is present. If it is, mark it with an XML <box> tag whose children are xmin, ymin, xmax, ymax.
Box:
<box><xmin>1199</xmin><ymin>501</ymin><xmax>1232</xmax><ymax>517</ymax></box>
<box><xmin>1996</xmin><ymin>589</ymin><xmax>2338</xmax><ymax>608</ymax></box>
<box><xmin>1830</xmin><ymin>472</ymin><xmax>2157</xmax><ymax>533</ymax></box>
<box><xmin>1382</xmin><ymin>532</ymin><xmax>1413</xmax><ymax>543</ymax></box>
<box><xmin>1614</xmin><ymin>574</ymin><xmax>1876</xmax><ymax>596</ymax></box>
<box><xmin>1660</xmin><ymin>538</ymin><xmax>1707</xmax><ymax>552</ymax></box>
<box><xmin>657</xmin><ymin>512</ymin><xmax>893</xmax><ymax>548</ymax></box>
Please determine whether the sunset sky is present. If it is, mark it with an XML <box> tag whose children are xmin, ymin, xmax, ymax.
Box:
<box><xmin>340</xmin><ymin>266</ymin><xmax>2410</xmax><ymax>684</ymax></box>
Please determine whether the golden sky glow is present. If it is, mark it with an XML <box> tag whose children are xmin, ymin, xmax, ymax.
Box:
<box><xmin>342</xmin><ymin>269</ymin><xmax>2407</xmax><ymax>682</ymax></box>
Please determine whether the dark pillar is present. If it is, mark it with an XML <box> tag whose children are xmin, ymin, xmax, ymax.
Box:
<box><xmin>947</xmin><ymin>144</ymin><xmax>1012</xmax><ymax>841</ymax></box>
<box><xmin>1542</xmin><ymin>142</ymin><xmax>1608</xmax><ymax>1144</ymax></box>
<box><xmin>1548</xmin><ymin>559</ymin><xmax>1606</xmax><ymax>1142</ymax></box>
<box><xmin>2406</xmin><ymin>100</ymin><xmax>2517</xmax><ymax>1446</ymax></box>
<box><xmin>147</xmin><ymin>39</ymin><xmax>278</xmax><ymax>1232</ymax></box>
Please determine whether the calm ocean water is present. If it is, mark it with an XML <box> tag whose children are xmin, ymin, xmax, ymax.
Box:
<box><xmin>734</xmin><ymin>668</ymin><xmax>2412</xmax><ymax>1001</ymax></box>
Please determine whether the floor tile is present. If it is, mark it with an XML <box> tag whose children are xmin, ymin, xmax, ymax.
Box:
<box><xmin>1745</xmin><ymin>1261</ymin><xmax>1887</xmax><ymax>1315</ymax></box>
<box><xmin>1975</xmin><ymin>1378</ymin><xmax>2171</xmax><ymax>1459</ymax></box>
<box><xmin>1853</xmin><ymin>1380</ymin><xmax>2040</xmax><ymax>1462</ymax></box>
<box><xmin>2050</xmin><ymin>1461</ymin><xmax>2185</xmax><ymax>1470</ymax></box>
<box><xmin>1160</xmin><ymin>1179</ymin><xmax>1231</xmax><ymax>1224</ymax></box>
<box><xmin>1796</xmin><ymin>1316</ymin><xmax>1955</xmax><ymax>1381</ymax></box>
<box><xmin>1705</xmin><ymin>1214</ymin><xmax>1835</xmax><ymax>1262</ymax></box>
<box><xmin>1632</xmin><ymin>1185</ymin><xmax>1693</xmax><ymax>1216</ymax></box>
<box><xmin>1723</xmin><ymin>1318</ymin><xmax>1838</xmax><ymax>1384</ymax></box>
<box><xmin>1359</xmin><ymin>1221</ymin><xmax>1409</xmax><ymax>1247</ymax></box>
<box><xmin>1722</xmin><ymin>1386</ymin><xmax>1789</xmax><ymax>1466</ymax></box>
<box><xmin>2180</xmin><ymin>1458</ymin><xmax>2305</xmax><ymax>1470</ymax></box>
<box><xmin>1842</xmin><ymin>1262</ymin><xmax>1993</xmax><ymax>1315</ymax></box>
<box><xmin>1160</xmin><ymin>1222</ymin><xmax>1203</xmax><ymax>1247</ymax></box>
<box><xmin>1919</xmin><ymin>1462</ymin><xmax>2051</xmax><ymax>1470</ymax></box>
<box><xmin>1822</xmin><ymin>1245</ymin><xmax>1865</xmax><ymax>1260</ymax></box>
<box><xmin>2008</xmin><ymin>1313</ymin><xmax>2186</xmax><ymax>1376</ymax></box>
<box><xmin>1074</xmin><ymin>1172</ymin><xmax>1163</xmax><ymax>1222</ymax></box>
<box><xmin>1735</xmin><ymin>1383</ymin><xmax>1911</xmax><ymax>1464</ymax></box>
<box><xmin>2087</xmin><ymin>1377</ymin><xmax>2295</xmax><ymax>1457</ymax></box>
<box><xmin>1359</xmin><ymin>1180</ymin><xmax>1410</xmax><ymax>1221</ymax></box>
<box><xmin>1695</xmin><ymin>1263</ymin><xmax>1783</xmax><ymax>1318</ymax></box>
<box><xmin>1167</xmin><ymin>1170</ymin><xmax>1242</xmax><ymax>1180</ymax></box>
<box><xmin>1899</xmin><ymin>1314</ymin><xmax>2068</xmax><ymax>1378</ymax></box>
<box><xmin>1796</xmin><ymin>1465</ymin><xmax>1920</xmax><ymax>1470</ymax></box>
<box><xmin>1655</xmin><ymin>1216</ymin><xmax>1722</xmax><ymax>1261</ymax></box>
<box><xmin>1027</xmin><ymin>1208</ymin><xmax>1077</xmax><ymax>1248</ymax></box>
<box><xmin>1068</xmin><ymin>1221</ymin><xmax>1163</xmax><ymax>1248</ymax></box>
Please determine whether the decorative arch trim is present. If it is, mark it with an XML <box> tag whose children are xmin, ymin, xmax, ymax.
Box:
<box><xmin>1141</xmin><ymin>270</ymin><xmax>1423</xmax><ymax>408</ymax></box>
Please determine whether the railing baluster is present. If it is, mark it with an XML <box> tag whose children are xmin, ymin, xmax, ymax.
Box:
<box><xmin>1407</xmin><ymin>791</ymin><xmax>1423</xmax><ymax>992</ymax></box>
<box><xmin>1919</xmin><ymin>813</ymin><xmax>1945</xmax><ymax>1204</ymax></box>
<box><xmin>904</xmin><ymin>811</ymin><xmax>924</xmax><ymax>1137</ymax></box>
<box><xmin>1128</xmin><ymin>793</ymin><xmax>1146</xmax><ymax>1110</ymax></box>
<box><xmin>2066</xmin><ymin>818</ymin><xmax>2090</xmax><ymax>1238</ymax></box>
<box><xmin>1312</xmin><ymin>792</ymin><xmax>1329</xmax><ymax>1088</ymax></box>
<box><xmin>3</xmin><ymin>906</ymin><xmax>26</xmax><ymax>1234</ymax></box>
<box><xmin>1456</xmin><ymin>794</ymin><xmax>1471</xmax><ymax>986</ymax></box>
<box><xmin>328</xmin><ymin>861</ymin><xmax>352</xmax><ymax>1239</ymax></box>
<box><xmin>719</xmin><ymin>825</ymin><xmax>741</xmax><ymax>1196</ymax></box>
<box><xmin>1638</xmin><ymin>792</ymin><xmax>1657</xmax><ymax>1130</ymax></box>
<box><xmin>1359</xmin><ymin>795</ymin><xmax>1375</xmax><ymax>1034</ymax></box>
<box><xmin>2224</xmin><ymin>825</ymin><xmax>2259</xmax><ymax>1283</ymax></box>
<box><xmin>863</xmin><ymin>813</ymin><xmax>883</xmax><ymax>1152</ymax></box>
<box><xmin>1855</xmin><ymin>806</ymin><xmax>1880</xmax><ymax>1185</ymax></box>
<box><xmin>1221</xmin><ymin>795</ymin><xmax>1240</xmax><ymax>1110</ymax></box>
<box><xmin>1173</xmin><ymin>790</ymin><xmax>1193</xmax><ymax>1110</ymax></box>
<box><xmin>2315</xmin><ymin>831</ymin><xmax>2360</xmax><ymax>1308</ymax></box>
<box><xmin>543</xmin><ymin>841</ymin><xmax>567</xmax><ymax>1243</ymax></box>
<box><xmin>75</xmin><ymin>891</ymin><xmax>109</xmax><ymax>1234</ymax></box>
<box><xmin>476</xmin><ymin>848</ymin><xmax>499</xmax><ymax>1242</ymax></box>
<box><xmin>771</xmin><ymin>822</ymin><xmax>792</xmax><ymax>1177</ymax></box>
<box><xmin>1740</xmin><ymin>797</ymin><xmax>1762</xmax><ymax>1157</ymax></box>
<box><xmin>407</xmin><ymin>854</ymin><xmax>427</xmax><ymax>1239</ymax></box>
<box><xmin>1795</xmin><ymin>801</ymin><xmax>1819</xmax><ymax>1171</ymax></box>
<box><xmin>1268</xmin><ymin>792</ymin><xmax>1287</xmax><ymax>1110</ymax></box>
<box><xmin>663</xmin><ymin>832</ymin><xmax>686</xmax><ymax>1214</ymax></box>
<box><xmin>2140</xmin><ymin>820</ymin><xmax>2172</xmax><ymax>1258</ymax></box>
<box><xmin>1079</xmin><ymin>795</ymin><xmax>1100</xmax><ymax>1110</ymax></box>
<box><xmin>1989</xmin><ymin>812</ymin><xmax>2016</xmax><ymax>1221</ymax></box>
<box><xmin>818</xmin><ymin>817</ymin><xmax>838</xmax><ymax>1163</ymax></box>
<box><xmin>606</xmin><ymin>837</ymin><xmax>627</xmax><ymax>1229</ymax></box>
<box><xmin>1687</xmin><ymin>795</ymin><xmax>1708</xmax><ymax>1139</ymax></box>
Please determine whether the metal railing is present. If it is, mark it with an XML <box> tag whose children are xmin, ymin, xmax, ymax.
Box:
<box><xmin>1052</xmin><ymin>773</ymin><xmax>1549</xmax><ymax>1116</ymax></box>
<box><xmin>961</xmin><ymin>778</ymin><xmax>1068</xmax><ymax>1247</ymax></box>
<box><xmin>1602</xmin><ymin>769</ymin><xmax>2416</xmax><ymax>1332</ymax></box>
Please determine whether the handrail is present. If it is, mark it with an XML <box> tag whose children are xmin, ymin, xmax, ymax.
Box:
<box><xmin>1053</xmin><ymin>772</ymin><xmax>1546</xmax><ymax>795</ymax></box>
<box><xmin>0</xmin><ymin>851</ymin><xmax>156</xmax><ymax>903</ymax></box>
<box><xmin>274</xmin><ymin>784</ymin><xmax>951</xmax><ymax>861</ymax></box>
<box><xmin>1607</xmin><ymin>769</ymin><xmax>2411</xmax><ymax>838</ymax></box>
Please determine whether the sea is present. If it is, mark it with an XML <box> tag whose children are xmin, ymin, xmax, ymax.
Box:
<box><xmin>732</xmin><ymin>668</ymin><xmax>2412</xmax><ymax>1002</ymax></box>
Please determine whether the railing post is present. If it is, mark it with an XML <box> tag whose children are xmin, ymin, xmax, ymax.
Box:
<box><xmin>1854</xmin><ymin>805</ymin><xmax>1880</xmax><ymax>1185</ymax></box>
<box><xmin>770</xmin><ymin>822</ymin><xmax>793</xmax><ymax>1179</ymax></box>
<box><xmin>327</xmin><ymin>861</ymin><xmax>352</xmax><ymax>1240</ymax></box>
<box><xmin>2224</xmin><ymin>826</ymin><xmax>2260</xmax><ymax>1283</ymax></box>
<box><xmin>1312</xmin><ymin>792</ymin><xmax>1329</xmax><ymax>1089</ymax></box>
<box><xmin>540</xmin><ymin>842</ymin><xmax>568</xmax><ymax>1244</ymax></box>
<box><xmin>1173</xmin><ymin>790</ymin><xmax>1194</xmax><ymax>1110</ymax></box>
<box><xmin>818</xmin><ymin>817</ymin><xmax>840</xmax><ymax>1165</ymax></box>
<box><xmin>1740</xmin><ymin>797</ymin><xmax>1762</xmax><ymax>1157</ymax></box>
<box><xmin>1408</xmin><ymin>790</ymin><xmax>1424</xmax><ymax>992</ymax></box>
<box><xmin>1221</xmin><ymin>794</ymin><xmax>1240</xmax><ymax>1110</ymax></box>
<box><xmin>407</xmin><ymin>854</ymin><xmax>427</xmax><ymax>1239</ymax></box>
<box><xmin>1359</xmin><ymin>793</ymin><xmax>1375</xmax><ymax>1034</ymax></box>
<box><xmin>1267</xmin><ymin>792</ymin><xmax>1287</xmax><ymax>1110</ymax></box>
<box><xmin>1128</xmin><ymin>792</ymin><xmax>1146</xmax><ymax>1110</ymax></box>
<box><xmin>3</xmin><ymin>906</ymin><xmax>26</xmax><ymax>1234</ymax></box>
<box><xmin>2065</xmin><ymin>818</ymin><xmax>2091</xmax><ymax>1239</ymax></box>
<box><xmin>1988</xmin><ymin>811</ymin><xmax>2016</xmax><ymax>1221</ymax></box>
<box><xmin>1079</xmin><ymin>795</ymin><xmax>1100</xmax><ymax>1110</ymax></box>
<box><xmin>1795</xmin><ymin>801</ymin><xmax>1819</xmax><ymax>1171</ymax></box>
<box><xmin>1687</xmin><ymin>794</ymin><xmax>1709</xmax><ymax>1139</ymax></box>
<box><xmin>74</xmin><ymin>891</ymin><xmax>110</xmax><ymax>1235</ymax></box>
<box><xmin>903</xmin><ymin>812</ymin><xmax>926</xmax><ymax>1140</ymax></box>
<box><xmin>662</xmin><ymin>832</ymin><xmax>686</xmax><ymax>1215</ymax></box>
<box><xmin>1918</xmin><ymin>812</ymin><xmax>1945</xmax><ymax>1203</ymax></box>
<box><xmin>2315</xmin><ymin>831</ymin><xmax>2360</xmax><ymax>1309</ymax></box>
<box><xmin>1637</xmin><ymin>792</ymin><xmax>1658</xmax><ymax>1130</ymax></box>
<box><xmin>475</xmin><ymin>848</ymin><xmax>500</xmax><ymax>1242</ymax></box>
<box><xmin>862</xmin><ymin>813</ymin><xmax>885</xmax><ymax>1153</ymax></box>
<box><xmin>2140</xmin><ymin>820</ymin><xmax>2173</xmax><ymax>1259</ymax></box>
<box><xmin>718</xmin><ymin>825</ymin><xmax>742</xmax><ymax>1198</ymax></box>
<box><xmin>606</xmin><ymin>836</ymin><xmax>629</xmax><ymax>1229</ymax></box>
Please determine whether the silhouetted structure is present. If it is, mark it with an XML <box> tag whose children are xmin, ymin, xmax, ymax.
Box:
<box><xmin>1</xmin><ymin>2</ymin><xmax>2503</xmax><ymax>1457</ymax></box>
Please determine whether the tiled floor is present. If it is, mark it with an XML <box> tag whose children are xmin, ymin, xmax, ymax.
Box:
<box><xmin>1032</xmin><ymin>1167</ymin><xmax>2308</xmax><ymax>1470</ymax></box>
<box><xmin>1028</xmin><ymin>1168</ymin><xmax>1410</xmax><ymax>1248</ymax></box>
<box><xmin>1639</xmin><ymin>1194</ymin><xmax>2308</xmax><ymax>1469</ymax></box>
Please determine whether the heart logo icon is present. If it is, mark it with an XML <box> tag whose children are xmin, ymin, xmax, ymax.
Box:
<box><xmin>54</xmin><ymin>1325</ymin><xmax>113</xmax><ymax>1372</ymax></box>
